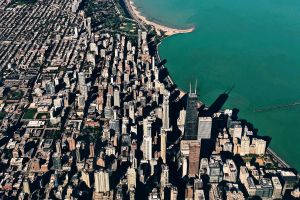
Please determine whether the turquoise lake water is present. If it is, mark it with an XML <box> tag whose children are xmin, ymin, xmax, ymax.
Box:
<box><xmin>134</xmin><ymin>0</ymin><xmax>300</xmax><ymax>170</ymax></box>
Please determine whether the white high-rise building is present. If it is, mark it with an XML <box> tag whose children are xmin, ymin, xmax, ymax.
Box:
<box><xmin>252</xmin><ymin>138</ymin><xmax>267</xmax><ymax>155</ymax></box>
<box><xmin>142</xmin><ymin>136</ymin><xmax>152</xmax><ymax>161</ymax></box>
<box><xmin>240</xmin><ymin>135</ymin><xmax>250</xmax><ymax>156</ymax></box>
<box><xmin>82</xmin><ymin>169</ymin><xmax>90</xmax><ymax>188</ymax></box>
<box><xmin>197</xmin><ymin>117</ymin><xmax>212</xmax><ymax>141</ymax></box>
<box><xmin>94</xmin><ymin>170</ymin><xmax>110</xmax><ymax>193</ymax></box>
<box><xmin>113</xmin><ymin>87</ymin><xmax>120</xmax><ymax>107</ymax></box>
<box><xmin>160</xmin><ymin>165</ymin><xmax>169</xmax><ymax>188</ymax></box>
<box><xmin>127</xmin><ymin>167</ymin><xmax>137</xmax><ymax>189</ymax></box>
<box><xmin>162</xmin><ymin>93</ymin><xmax>170</xmax><ymax>129</ymax></box>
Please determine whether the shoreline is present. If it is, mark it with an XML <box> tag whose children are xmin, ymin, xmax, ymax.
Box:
<box><xmin>124</xmin><ymin>0</ymin><xmax>195</xmax><ymax>36</ymax></box>
<box><xmin>122</xmin><ymin>0</ymin><xmax>293</xmax><ymax>170</ymax></box>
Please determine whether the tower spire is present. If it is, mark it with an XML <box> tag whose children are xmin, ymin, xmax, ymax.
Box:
<box><xmin>189</xmin><ymin>82</ymin><xmax>192</xmax><ymax>94</ymax></box>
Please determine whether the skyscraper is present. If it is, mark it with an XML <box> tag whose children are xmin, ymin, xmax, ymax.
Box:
<box><xmin>240</xmin><ymin>135</ymin><xmax>250</xmax><ymax>156</ymax></box>
<box><xmin>113</xmin><ymin>87</ymin><xmax>120</xmax><ymax>107</ymax></box>
<box><xmin>184</xmin><ymin>90</ymin><xmax>199</xmax><ymax>140</ymax></box>
<box><xmin>162</xmin><ymin>93</ymin><xmax>170</xmax><ymax>129</ymax></box>
<box><xmin>127</xmin><ymin>167</ymin><xmax>137</xmax><ymax>189</ymax></box>
<box><xmin>160</xmin><ymin>165</ymin><xmax>169</xmax><ymax>188</ymax></box>
<box><xmin>94</xmin><ymin>170</ymin><xmax>110</xmax><ymax>193</ymax></box>
<box><xmin>197</xmin><ymin>117</ymin><xmax>212</xmax><ymax>140</ymax></box>
<box><xmin>52</xmin><ymin>153</ymin><xmax>61</xmax><ymax>170</ymax></box>
<box><xmin>188</xmin><ymin>141</ymin><xmax>201</xmax><ymax>177</ymax></box>
<box><xmin>23</xmin><ymin>178</ymin><xmax>30</xmax><ymax>194</ymax></box>
<box><xmin>161</xmin><ymin>130</ymin><xmax>167</xmax><ymax>163</ymax></box>
<box><xmin>142</xmin><ymin>136</ymin><xmax>152</xmax><ymax>161</ymax></box>
<box><xmin>82</xmin><ymin>169</ymin><xmax>91</xmax><ymax>188</ymax></box>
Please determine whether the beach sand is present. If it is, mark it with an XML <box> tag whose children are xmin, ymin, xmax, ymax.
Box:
<box><xmin>126</xmin><ymin>0</ymin><xmax>194</xmax><ymax>36</ymax></box>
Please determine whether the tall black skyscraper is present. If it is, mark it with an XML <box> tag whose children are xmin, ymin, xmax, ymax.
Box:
<box><xmin>184</xmin><ymin>89</ymin><xmax>199</xmax><ymax>140</ymax></box>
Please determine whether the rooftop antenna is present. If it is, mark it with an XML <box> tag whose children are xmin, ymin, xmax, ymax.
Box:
<box><xmin>194</xmin><ymin>80</ymin><xmax>197</xmax><ymax>94</ymax></box>
<box><xmin>189</xmin><ymin>82</ymin><xmax>192</xmax><ymax>94</ymax></box>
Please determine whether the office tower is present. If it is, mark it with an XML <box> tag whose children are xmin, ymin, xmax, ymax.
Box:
<box><xmin>45</xmin><ymin>81</ymin><xmax>55</xmax><ymax>94</ymax></box>
<box><xmin>240</xmin><ymin>135</ymin><xmax>250</xmax><ymax>156</ymax></box>
<box><xmin>257</xmin><ymin>178</ymin><xmax>274</xmax><ymax>198</ymax></box>
<box><xmin>188</xmin><ymin>141</ymin><xmax>201</xmax><ymax>177</ymax></box>
<box><xmin>74</xmin><ymin>27</ymin><xmax>78</xmax><ymax>38</ymax></box>
<box><xmin>67</xmin><ymin>137</ymin><xmax>76</xmax><ymax>151</ymax></box>
<box><xmin>56</xmin><ymin>140</ymin><xmax>61</xmax><ymax>154</ymax></box>
<box><xmin>76</xmin><ymin>141</ymin><xmax>82</xmax><ymax>162</ymax></box>
<box><xmin>129</xmin><ymin>101</ymin><xmax>135</xmax><ymax>123</ymax></box>
<box><xmin>113</xmin><ymin>87</ymin><xmax>120</xmax><ymax>107</ymax></box>
<box><xmin>89</xmin><ymin>143</ymin><xmax>95</xmax><ymax>158</ymax></box>
<box><xmin>197</xmin><ymin>117</ymin><xmax>212</xmax><ymax>140</ymax></box>
<box><xmin>129</xmin><ymin>188</ymin><xmax>136</xmax><ymax>200</ymax></box>
<box><xmin>94</xmin><ymin>170</ymin><xmax>110</xmax><ymax>193</ymax></box>
<box><xmin>78</xmin><ymin>72</ymin><xmax>86</xmax><ymax>86</ymax></box>
<box><xmin>184</xmin><ymin>89</ymin><xmax>199</xmax><ymax>140</ymax></box>
<box><xmin>77</xmin><ymin>95</ymin><xmax>86</xmax><ymax>109</ymax></box>
<box><xmin>138</xmin><ymin>29</ymin><xmax>141</xmax><ymax>48</ymax></box>
<box><xmin>127</xmin><ymin>167</ymin><xmax>137</xmax><ymax>189</ymax></box>
<box><xmin>82</xmin><ymin>169</ymin><xmax>91</xmax><ymax>188</ymax></box>
<box><xmin>170</xmin><ymin>187</ymin><xmax>178</xmax><ymax>200</ymax></box>
<box><xmin>148</xmin><ymin>188</ymin><xmax>160</xmax><ymax>200</ymax></box>
<box><xmin>162</xmin><ymin>93</ymin><xmax>170</xmax><ymax>129</ymax></box>
<box><xmin>272</xmin><ymin>177</ymin><xmax>282</xmax><ymax>199</ymax></box>
<box><xmin>86</xmin><ymin>17</ymin><xmax>91</xmax><ymax>36</ymax></box>
<box><xmin>161</xmin><ymin>130</ymin><xmax>167</xmax><ymax>163</ymax></box>
<box><xmin>194</xmin><ymin>189</ymin><xmax>205</xmax><ymax>200</ymax></box>
<box><xmin>160</xmin><ymin>165</ymin><xmax>169</xmax><ymax>188</ymax></box>
<box><xmin>230</xmin><ymin>124</ymin><xmax>243</xmax><ymax>139</ymax></box>
<box><xmin>252</xmin><ymin>138</ymin><xmax>267</xmax><ymax>155</ymax></box>
<box><xmin>199</xmin><ymin>158</ymin><xmax>209</xmax><ymax>175</ymax></box>
<box><xmin>209</xmin><ymin>161</ymin><xmax>223</xmax><ymax>183</ymax></box>
<box><xmin>104</xmin><ymin>93</ymin><xmax>112</xmax><ymax>119</ymax></box>
<box><xmin>52</xmin><ymin>153</ymin><xmax>61</xmax><ymax>170</ymax></box>
<box><xmin>142</xmin><ymin>136</ymin><xmax>152</xmax><ymax>161</ymax></box>
<box><xmin>23</xmin><ymin>178</ymin><xmax>30</xmax><ymax>194</ymax></box>
<box><xmin>280</xmin><ymin>171</ymin><xmax>298</xmax><ymax>195</ymax></box>
<box><xmin>223</xmin><ymin>159</ymin><xmax>238</xmax><ymax>182</ymax></box>
<box><xmin>239</xmin><ymin>166</ymin><xmax>250</xmax><ymax>185</ymax></box>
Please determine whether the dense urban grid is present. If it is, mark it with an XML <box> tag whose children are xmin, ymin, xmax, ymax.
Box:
<box><xmin>0</xmin><ymin>0</ymin><xmax>299</xmax><ymax>199</ymax></box>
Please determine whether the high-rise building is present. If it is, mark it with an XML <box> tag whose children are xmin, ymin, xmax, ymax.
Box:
<box><xmin>272</xmin><ymin>176</ymin><xmax>282</xmax><ymax>199</ymax></box>
<box><xmin>127</xmin><ymin>167</ymin><xmax>137</xmax><ymax>189</ymax></box>
<box><xmin>142</xmin><ymin>136</ymin><xmax>152</xmax><ymax>161</ymax></box>
<box><xmin>170</xmin><ymin>187</ymin><xmax>178</xmax><ymax>200</ymax></box>
<box><xmin>56</xmin><ymin>140</ymin><xmax>61</xmax><ymax>155</ymax></box>
<box><xmin>160</xmin><ymin>165</ymin><xmax>169</xmax><ymax>188</ymax></box>
<box><xmin>252</xmin><ymin>138</ymin><xmax>266</xmax><ymax>155</ymax></box>
<box><xmin>82</xmin><ymin>169</ymin><xmax>91</xmax><ymax>188</ymax></box>
<box><xmin>86</xmin><ymin>17</ymin><xmax>91</xmax><ymax>36</ymax></box>
<box><xmin>162</xmin><ymin>93</ymin><xmax>170</xmax><ymax>129</ymax></box>
<box><xmin>240</xmin><ymin>135</ymin><xmax>250</xmax><ymax>156</ymax></box>
<box><xmin>94</xmin><ymin>170</ymin><xmax>110</xmax><ymax>193</ymax></box>
<box><xmin>23</xmin><ymin>178</ymin><xmax>30</xmax><ymax>194</ymax></box>
<box><xmin>89</xmin><ymin>143</ymin><xmax>95</xmax><ymax>158</ymax></box>
<box><xmin>161</xmin><ymin>130</ymin><xmax>167</xmax><ymax>163</ymax></box>
<box><xmin>52</xmin><ymin>153</ymin><xmax>61</xmax><ymax>170</ymax></box>
<box><xmin>188</xmin><ymin>141</ymin><xmax>201</xmax><ymax>177</ymax></box>
<box><xmin>113</xmin><ymin>87</ymin><xmax>120</xmax><ymax>107</ymax></box>
<box><xmin>197</xmin><ymin>117</ymin><xmax>212</xmax><ymax>140</ymax></box>
<box><xmin>184</xmin><ymin>91</ymin><xmax>199</xmax><ymax>140</ymax></box>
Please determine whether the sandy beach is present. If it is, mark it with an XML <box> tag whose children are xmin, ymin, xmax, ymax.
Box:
<box><xmin>125</xmin><ymin>0</ymin><xmax>195</xmax><ymax>36</ymax></box>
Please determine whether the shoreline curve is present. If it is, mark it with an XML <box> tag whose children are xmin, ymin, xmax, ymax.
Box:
<box><xmin>124</xmin><ymin>0</ymin><xmax>195</xmax><ymax>36</ymax></box>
